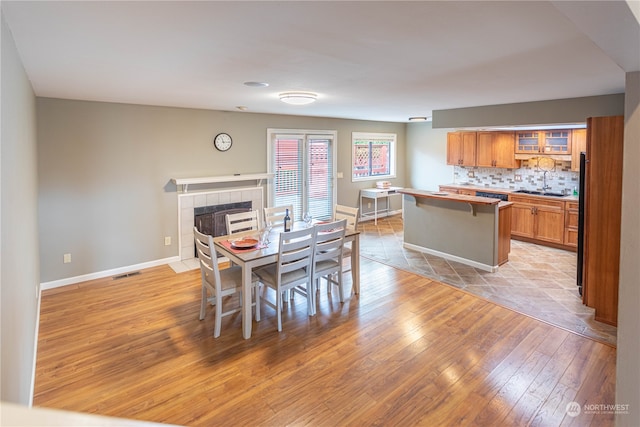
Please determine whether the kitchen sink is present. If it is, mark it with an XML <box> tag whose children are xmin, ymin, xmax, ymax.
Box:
<box><xmin>514</xmin><ymin>190</ymin><xmax>542</xmax><ymax>195</ymax></box>
<box><xmin>513</xmin><ymin>189</ymin><xmax>566</xmax><ymax>198</ymax></box>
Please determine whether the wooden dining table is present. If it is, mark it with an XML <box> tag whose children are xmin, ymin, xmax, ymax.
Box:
<box><xmin>213</xmin><ymin>222</ymin><xmax>361</xmax><ymax>339</ymax></box>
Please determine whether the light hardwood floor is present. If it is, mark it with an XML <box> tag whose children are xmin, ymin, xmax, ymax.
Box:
<box><xmin>35</xmin><ymin>258</ymin><xmax>615</xmax><ymax>426</ymax></box>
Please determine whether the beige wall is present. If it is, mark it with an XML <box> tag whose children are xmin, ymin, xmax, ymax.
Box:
<box><xmin>1</xmin><ymin>12</ymin><xmax>39</xmax><ymax>404</ymax></box>
<box><xmin>406</xmin><ymin>121</ymin><xmax>450</xmax><ymax>191</ymax></box>
<box><xmin>432</xmin><ymin>94</ymin><xmax>625</xmax><ymax>128</ymax></box>
<box><xmin>36</xmin><ymin>98</ymin><xmax>406</xmax><ymax>283</ymax></box>
<box><xmin>616</xmin><ymin>70</ymin><xmax>640</xmax><ymax>426</ymax></box>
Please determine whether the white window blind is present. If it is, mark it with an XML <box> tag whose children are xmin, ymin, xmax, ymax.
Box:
<box><xmin>267</xmin><ymin>129</ymin><xmax>337</xmax><ymax>222</ymax></box>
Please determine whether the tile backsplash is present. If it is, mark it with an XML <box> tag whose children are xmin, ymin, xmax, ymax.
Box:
<box><xmin>453</xmin><ymin>159</ymin><xmax>580</xmax><ymax>195</ymax></box>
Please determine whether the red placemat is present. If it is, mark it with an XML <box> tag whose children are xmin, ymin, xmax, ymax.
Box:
<box><xmin>219</xmin><ymin>239</ymin><xmax>267</xmax><ymax>254</ymax></box>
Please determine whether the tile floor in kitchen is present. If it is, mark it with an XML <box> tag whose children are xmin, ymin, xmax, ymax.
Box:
<box><xmin>359</xmin><ymin>214</ymin><xmax>617</xmax><ymax>346</ymax></box>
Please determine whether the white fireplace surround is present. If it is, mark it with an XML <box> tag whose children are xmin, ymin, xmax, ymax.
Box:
<box><xmin>178</xmin><ymin>186</ymin><xmax>264</xmax><ymax>261</ymax></box>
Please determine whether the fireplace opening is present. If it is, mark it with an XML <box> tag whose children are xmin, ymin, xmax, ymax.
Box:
<box><xmin>194</xmin><ymin>201</ymin><xmax>252</xmax><ymax>256</ymax></box>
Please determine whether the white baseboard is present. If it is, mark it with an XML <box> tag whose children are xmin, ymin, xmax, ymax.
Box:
<box><xmin>403</xmin><ymin>242</ymin><xmax>498</xmax><ymax>273</ymax></box>
<box><xmin>39</xmin><ymin>256</ymin><xmax>181</xmax><ymax>290</ymax></box>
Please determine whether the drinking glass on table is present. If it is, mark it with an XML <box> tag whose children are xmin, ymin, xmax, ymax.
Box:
<box><xmin>261</xmin><ymin>222</ymin><xmax>273</xmax><ymax>245</ymax></box>
<box><xmin>303</xmin><ymin>212</ymin><xmax>312</xmax><ymax>228</ymax></box>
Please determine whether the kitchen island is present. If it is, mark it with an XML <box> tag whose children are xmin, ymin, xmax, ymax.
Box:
<box><xmin>399</xmin><ymin>188</ymin><xmax>512</xmax><ymax>272</ymax></box>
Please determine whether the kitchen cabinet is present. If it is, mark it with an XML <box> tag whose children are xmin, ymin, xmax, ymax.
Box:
<box><xmin>476</xmin><ymin>131</ymin><xmax>520</xmax><ymax>168</ymax></box>
<box><xmin>564</xmin><ymin>201</ymin><xmax>578</xmax><ymax>248</ymax></box>
<box><xmin>509</xmin><ymin>195</ymin><xmax>565</xmax><ymax>245</ymax></box>
<box><xmin>515</xmin><ymin>130</ymin><xmax>572</xmax><ymax>155</ymax></box>
<box><xmin>582</xmin><ymin>115</ymin><xmax>623</xmax><ymax>326</ymax></box>
<box><xmin>570</xmin><ymin>128</ymin><xmax>586</xmax><ymax>172</ymax></box>
<box><xmin>446</xmin><ymin>132</ymin><xmax>476</xmax><ymax>166</ymax></box>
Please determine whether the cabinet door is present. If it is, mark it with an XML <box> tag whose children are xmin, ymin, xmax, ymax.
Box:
<box><xmin>515</xmin><ymin>131</ymin><xmax>541</xmax><ymax>153</ymax></box>
<box><xmin>510</xmin><ymin>203</ymin><xmax>535</xmax><ymax>238</ymax></box>
<box><xmin>493</xmin><ymin>132</ymin><xmax>518</xmax><ymax>168</ymax></box>
<box><xmin>570</xmin><ymin>129</ymin><xmax>587</xmax><ymax>172</ymax></box>
<box><xmin>446</xmin><ymin>132</ymin><xmax>462</xmax><ymax>165</ymax></box>
<box><xmin>476</xmin><ymin>132</ymin><xmax>494</xmax><ymax>167</ymax></box>
<box><xmin>460</xmin><ymin>132</ymin><xmax>477</xmax><ymax>166</ymax></box>
<box><xmin>542</xmin><ymin>130</ymin><xmax>572</xmax><ymax>154</ymax></box>
<box><xmin>534</xmin><ymin>208</ymin><xmax>565</xmax><ymax>244</ymax></box>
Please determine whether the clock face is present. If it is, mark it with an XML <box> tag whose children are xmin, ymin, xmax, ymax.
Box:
<box><xmin>214</xmin><ymin>133</ymin><xmax>232</xmax><ymax>151</ymax></box>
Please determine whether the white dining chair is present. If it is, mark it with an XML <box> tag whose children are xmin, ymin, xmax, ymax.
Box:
<box><xmin>333</xmin><ymin>204</ymin><xmax>359</xmax><ymax>273</ymax></box>
<box><xmin>263</xmin><ymin>205</ymin><xmax>294</xmax><ymax>228</ymax></box>
<box><xmin>194</xmin><ymin>227</ymin><xmax>260</xmax><ymax>338</ymax></box>
<box><xmin>253</xmin><ymin>227</ymin><xmax>316</xmax><ymax>332</ymax></box>
<box><xmin>225</xmin><ymin>210</ymin><xmax>260</xmax><ymax>235</ymax></box>
<box><xmin>312</xmin><ymin>219</ymin><xmax>347</xmax><ymax>303</ymax></box>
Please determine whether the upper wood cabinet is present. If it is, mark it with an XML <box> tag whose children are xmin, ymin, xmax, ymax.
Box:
<box><xmin>446</xmin><ymin>132</ymin><xmax>477</xmax><ymax>166</ymax></box>
<box><xmin>476</xmin><ymin>131</ymin><xmax>520</xmax><ymax>169</ymax></box>
<box><xmin>515</xmin><ymin>130</ymin><xmax>573</xmax><ymax>155</ymax></box>
<box><xmin>570</xmin><ymin>128</ymin><xmax>587</xmax><ymax>171</ymax></box>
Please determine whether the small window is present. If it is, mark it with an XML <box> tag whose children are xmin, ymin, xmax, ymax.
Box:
<box><xmin>352</xmin><ymin>132</ymin><xmax>396</xmax><ymax>182</ymax></box>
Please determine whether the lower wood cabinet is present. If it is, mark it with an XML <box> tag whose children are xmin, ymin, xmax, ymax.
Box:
<box><xmin>564</xmin><ymin>201</ymin><xmax>579</xmax><ymax>248</ymax></box>
<box><xmin>509</xmin><ymin>195</ymin><xmax>565</xmax><ymax>245</ymax></box>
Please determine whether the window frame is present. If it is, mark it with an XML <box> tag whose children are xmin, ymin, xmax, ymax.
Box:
<box><xmin>351</xmin><ymin>132</ymin><xmax>397</xmax><ymax>182</ymax></box>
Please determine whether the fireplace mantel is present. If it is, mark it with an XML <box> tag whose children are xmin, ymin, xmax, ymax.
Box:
<box><xmin>172</xmin><ymin>173</ymin><xmax>274</xmax><ymax>193</ymax></box>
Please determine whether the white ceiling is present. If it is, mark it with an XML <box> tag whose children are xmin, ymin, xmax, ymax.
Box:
<box><xmin>2</xmin><ymin>1</ymin><xmax>638</xmax><ymax>123</ymax></box>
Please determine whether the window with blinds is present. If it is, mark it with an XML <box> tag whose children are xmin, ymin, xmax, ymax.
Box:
<box><xmin>352</xmin><ymin>132</ymin><xmax>396</xmax><ymax>181</ymax></box>
<box><xmin>267</xmin><ymin>129</ymin><xmax>337</xmax><ymax>222</ymax></box>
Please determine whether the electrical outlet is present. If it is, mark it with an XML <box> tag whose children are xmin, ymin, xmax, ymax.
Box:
<box><xmin>514</xmin><ymin>174</ymin><xmax>522</xmax><ymax>182</ymax></box>
<box><xmin>467</xmin><ymin>170</ymin><xmax>475</xmax><ymax>178</ymax></box>
<box><xmin>367</xmin><ymin>202</ymin><xmax>372</xmax><ymax>209</ymax></box>
<box><xmin>63</xmin><ymin>253</ymin><xmax>71</xmax><ymax>263</ymax></box>
<box><xmin>164</xmin><ymin>236</ymin><xmax>171</xmax><ymax>246</ymax></box>
<box><xmin>337</xmin><ymin>172</ymin><xmax>343</xmax><ymax>178</ymax></box>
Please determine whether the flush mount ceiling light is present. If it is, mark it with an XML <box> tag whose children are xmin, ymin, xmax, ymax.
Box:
<box><xmin>408</xmin><ymin>116</ymin><xmax>432</xmax><ymax>122</ymax></box>
<box><xmin>279</xmin><ymin>91</ymin><xmax>318</xmax><ymax>105</ymax></box>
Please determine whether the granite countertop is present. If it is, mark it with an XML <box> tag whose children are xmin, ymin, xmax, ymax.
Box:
<box><xmin>399</xmin><ymin>188</ymin><xmax>501</xmax><ymax>205</ymax></box>
<box><xmin>440</xmin><ymin>183</ymin><xmax>579</xmax><ymax>202</ymax></box>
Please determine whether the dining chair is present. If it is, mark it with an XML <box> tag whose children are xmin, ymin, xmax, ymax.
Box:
<box><xmin>193</xmin><ymin>227</ymin><xmax>260</xmax><ymax>338</ymax></box>
<box><xmin>333</xmin><ymin>204</ymin><xmax>359</xmax><ymax>273</ymax></box>
<box><xmin>263</xmin><ymin>204</ymin><xmax>294</xmax><ymax>228</ymax></box>
<box><xmin>312</xmin><ymin>219</ymin><xmax>347</xmax><ymax>303</ymax></box>
<box><xmin>253</xmin><ymin>227</ymin><xmax>316</xmax><ymax>332</ymax></box>
<box><xmin>225</xmin><ymin>210</ymin><xmax>260</xmax><ymax>235</ymax></box>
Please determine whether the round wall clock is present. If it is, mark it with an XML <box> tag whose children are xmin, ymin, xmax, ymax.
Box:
<box><xmin>213</xmin><ymin>133</ymin><xmax>232</xmax><ymax>152</ymax></box>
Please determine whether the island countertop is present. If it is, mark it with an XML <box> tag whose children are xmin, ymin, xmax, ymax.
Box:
<box><xmin>398</xmin><ymin>188</ymin><xmax>501</xmax><ymax>205</ymax></box>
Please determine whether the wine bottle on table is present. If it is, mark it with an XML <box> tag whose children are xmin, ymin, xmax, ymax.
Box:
<box><xmin>284</xmin><ymin>209</ymin><xmax>291</xmax><ymax>232</ymax></box>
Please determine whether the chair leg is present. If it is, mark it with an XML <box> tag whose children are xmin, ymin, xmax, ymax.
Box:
<box><xmin>213</xmin><ymin>293</ymin><xmax>222</xmax><ymax>338</ymax></box>
<box><xmin>337</xmin><ymin>272</ymin><xmax>344</xmax><ymax>302</ymax></box>
<box><xmin>254</xmin><ymin>282</ymin><xmax>261</xmax><ymax>322</ymax></box>
<box><xmin>199</xmin><ymin>285</ymin><xmax>207</xmax><ymax>320</ymax></box>
<box><xmin>276</xmin><ymin>287</ymin><xmax>283</xmax><ymax>332</ymax></box>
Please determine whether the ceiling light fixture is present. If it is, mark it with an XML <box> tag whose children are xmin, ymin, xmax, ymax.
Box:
<box><xmin>408</xmin><ymin>116</ymin><xmax>431</xmax><ymax>122</ymax></box>
<box><xmin>279</xmin><ymin>91</ymin><xmax>318</xmax><ymax>105</ymax></box>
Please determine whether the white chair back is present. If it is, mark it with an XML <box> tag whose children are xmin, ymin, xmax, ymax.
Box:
<box><xmin>333</xmin><ymin>204</ymin><xmax>359</xmax><ymax>231</ymax></box>
<box><xmin>226</xmin><ymin>210</ymin><xmax>259</xmax><ymax>235</ymax></box>
<box><xmin>264</xmin><ymin>205</ymin><xmax>294</xmax><ymax>227</ymax></box>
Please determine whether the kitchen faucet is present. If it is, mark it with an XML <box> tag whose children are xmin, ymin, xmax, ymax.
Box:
<box><xmin>542</xmin><ymin>171</ymin><xmax>551</xmax><ymax>191</ymax></box>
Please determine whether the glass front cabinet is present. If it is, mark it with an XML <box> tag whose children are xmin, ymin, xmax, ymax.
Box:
<box><xmin>515</xmin><ymin>130</ymin><xmax>572</xmax><ymax>154</ymax></box>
